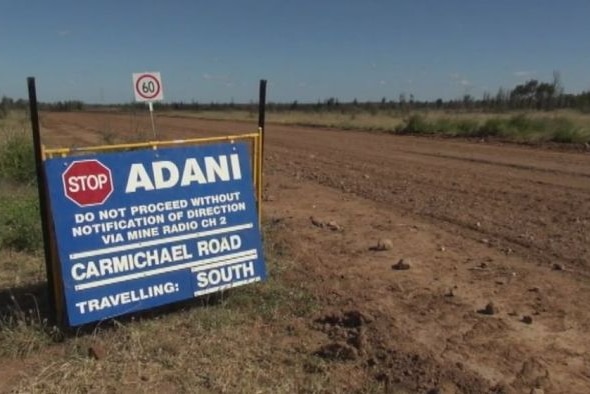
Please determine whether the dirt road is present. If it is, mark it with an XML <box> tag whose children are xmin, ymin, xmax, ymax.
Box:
<box><xmin>39</xmin><ymin>112</ymin><xmax>590</xmax><ymax>392</ymax></box>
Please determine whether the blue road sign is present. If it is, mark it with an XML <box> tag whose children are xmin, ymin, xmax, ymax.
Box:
<box><xmin>44</xmin><ymin>142</ymin><xmax>265</xmax><ymax>326</ymax></box>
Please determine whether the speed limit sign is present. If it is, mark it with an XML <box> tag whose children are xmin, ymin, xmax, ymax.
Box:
<box><xmin>132</xmin><ymin>72</ymin><xmax>164</xmax><ymax>102</ymax></box>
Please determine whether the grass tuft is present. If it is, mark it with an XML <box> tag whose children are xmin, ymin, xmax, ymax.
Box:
<box><xmin>0</xmin><ymin>293</ymin><xmax>53</xmax><ymax>358</ymax></box>
<box><xmin>0</xmin><ymin>192</ymin><xmax>42</xmax><ymax>253</ymax></box>
<box><xmin>0</xmin><ymin>112</ymin><xmax>36</xmax><ymax>185</ymax></box>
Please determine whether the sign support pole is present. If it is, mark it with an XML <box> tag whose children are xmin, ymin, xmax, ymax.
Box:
<box><xmin>258</xmin><ymin>79</ymin><xmax>267</xmax><ymax>153</ymax></box>
<box><xmin>27</xmin><ymin>77</ymin><xmax>58</xmax><ymax>325</ymax></box>
<box><xmin>148</xmin><ymin>101</ymin><xmax>157</xmax><ymax>138</ymax></box>
<box><xmin>258</xmin><ymin>80</ymin><xmax>267</xmax><ymax>197</ymax></box>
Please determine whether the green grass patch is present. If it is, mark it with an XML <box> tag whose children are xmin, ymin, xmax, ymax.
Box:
<box><xmin>0</xmin><ymin>191</ymin><xmax>42</xmax><ymax>253</ymax></box>
<box><xmin>0</xmin><ymin>112</ymin><xmax>42</xmax><ymax>253</ymax></box>
<box><xmin>0</xmin><ymin>112</ymin><xmax>36</xmax><ymax>185</ymax></box>
<box><xmin>394</xmin><ymin>112</ymin><xmax>590</xmax><ymax>143</ymax></box>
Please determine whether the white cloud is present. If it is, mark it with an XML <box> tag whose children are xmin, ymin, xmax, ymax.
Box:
<box><xmin>459</xmin><ymin>79</ymin><xmax>471</xmax><ymax>86</ymax></box>
<box><xmin>379</xmin><ymin>80</ymin><xmax>387</xmax><ymax>86</ymax></box>
<box><xmin>57</xmin><ymin>30</ymin><xmax>71</xmax><ymax>37</ymax></box>
<box><xmin>450</xmin><ymin>72</ymin><xmax>461</xmax><ymax>80</ymax></box>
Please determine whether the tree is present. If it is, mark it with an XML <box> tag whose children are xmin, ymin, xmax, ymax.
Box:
<box><xmin>552</xmin><ymin>70</ymin><xmax>564</xmax><ymax>108</ymax></box>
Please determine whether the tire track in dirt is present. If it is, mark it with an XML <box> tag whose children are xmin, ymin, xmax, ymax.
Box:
<box><xmin>267</xmin><ymin>137</ymin><xmax>590</xmax><ymax>272</ymax></box>
<box><xmin>263</xmin><ymin>173</ymin><xmax>590</xmax><ymax>392</ymax></box>
<box><xmin>40</xmin><ymin>112</ymin><xmax>590</xmax><ymax>272</ymax></box>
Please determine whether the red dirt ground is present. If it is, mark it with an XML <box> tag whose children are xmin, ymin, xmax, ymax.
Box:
<box><xmin>33</xmin><ymin>112</ymin><xmax>590</xmax><ymax>392</ymax></box>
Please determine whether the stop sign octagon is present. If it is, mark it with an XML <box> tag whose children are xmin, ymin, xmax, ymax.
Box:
<box><xmin>62</xmin><ymin>159</ymin><xmax>114</xmax><ymax>207</ymax></box>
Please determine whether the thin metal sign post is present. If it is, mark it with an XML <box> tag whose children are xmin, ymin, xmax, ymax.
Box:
<box><xmin>27</xmin><ymin>77</ymin><xmax>59</xmax><ymax>325</ymax></box>
<box><xmin>258</xmin><ymin>79</ymin><xmax>267</xmax><ymax>177</ymax></box>
<box><xmin>148</xmin><ymin>101</ymin><xmax>157</xmax><ymax>138</ymax></box>
<box><xmin>258</xmin><ymin>79</ymin><xmax>267</xmax><ymax>146</ymax></box>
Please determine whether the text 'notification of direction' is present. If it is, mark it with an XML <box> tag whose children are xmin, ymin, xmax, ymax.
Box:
<box><xmin>44</xmin><ymin>142</ymin><xmax>265</xmax><ymax>326</ymax></box>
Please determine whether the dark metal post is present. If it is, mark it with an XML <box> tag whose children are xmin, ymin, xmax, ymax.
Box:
<box><xmin>258</xmin><ymin>79</ymin><xmax>267</xmax><ymax>148</ymax></box>
<box><xmin>258</xmin><ymin>79</ymin><xmax>267</xmax><ymax>196</ymax></box>
<box><xmin>257</xmin><ymin>80</ymin><xmax>267</xmax><ymax>209</ymax></box>
<box><xmin>27</xmin><ymin>77</ymin><xmax>57</xmax><ymax>325</ymax></box>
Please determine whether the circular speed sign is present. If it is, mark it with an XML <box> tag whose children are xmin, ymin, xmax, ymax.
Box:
<box><xmin>132</xmin><ymin>72</ymin><xmax>164</xmax><ymax>102</ymax></box>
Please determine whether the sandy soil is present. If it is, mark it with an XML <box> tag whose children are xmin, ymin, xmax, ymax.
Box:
<box><xmin>34</xmin><ymin>111</ymin><xmax>590</xmax><ymax>393</ymax></box>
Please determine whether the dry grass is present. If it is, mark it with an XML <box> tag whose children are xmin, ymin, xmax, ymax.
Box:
<box><xmin>166</xmin><ymin>108</ymin><xmax>590</xmax><ymax>141</ymax></box>
<box><xmin>0</xmin><ymin>111</ymin><xmax>337</xmax><ymax>393</ymax></box>
<box><xmin>0</xmin><ymin>110</ymin><xmax>30</xmax><ymax>130</ymax></box>
<box><xmin>0</xmin><ymin>249</ymin><xmax>45</xmax><ymax>290</ymax></box>
<box><xmin>167</xmin><ymin>110</ymin><xmax>258</xmax><ymax>123</ymax></box>
<box><xmin>13</xmin><ymin>307</ymin><xmax>331</xmax><ymax>393</ymax></box>
<box><xmin>0</xmin><ymin>217</ymin><xmax>345</xmax><ymax>393</ymax></box>
<box><xmin>169</xmin><ymin>109</ymin><xmax>406</xmax><ymax>131</ymax></box>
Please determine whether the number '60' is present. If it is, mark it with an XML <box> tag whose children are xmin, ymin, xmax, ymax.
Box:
<box><xmin>142</xmin><ymin>80</ymin><xmax>156</xmax><ymax>94</ymax></box>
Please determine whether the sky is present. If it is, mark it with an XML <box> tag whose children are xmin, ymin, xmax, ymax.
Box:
<box><xmin>1</xmin><ymin>0</ymin><xmax>589</xmax><ymax>103</ymax></box>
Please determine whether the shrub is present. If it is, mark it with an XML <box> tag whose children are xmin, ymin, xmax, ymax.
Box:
<box><xmin>546</xmin><ymin>117</ymin><xmax>577</xmax><ymax>140</ymax></box>
<box><xmin>478</xmin><ymin>118</ymin><xmax>507</xmax><ymax>137</ymax></box>
<box><xmin>508</xmin><ymin>114</ymin><xmax>535</xmax><ymax>131</ymax></box>
<box><xmin>0</xmin><ymin>104</ymin><xmax>7</xmax><ymax>120</ymax></box>
<box><xmin>0</xmin><ymin>194</ymin><xmax>42</xmax><ymax>253</ymax></box>
<box><xmin>0</xmin><ymin>129</ymin><xmax>36</xmax><ymax>185</ymax></box>
<box><xmin>395</xmin><ymin>114</ymin><xmax>433</xmax><ymax>134</ymax></box>
<box><xmin>431</xmin><ymin>118</ymin><xmax>455</xmax><ymax>134</ymax></box>
<box><xmin>455</xmin><ymin>119</ymin><xmax>480</xmax><ymax>136</ymax></box>
<box><xmin>550</xmin><ymin>127</ymin><xmax>588</xmax><ymax>143</ymax></box>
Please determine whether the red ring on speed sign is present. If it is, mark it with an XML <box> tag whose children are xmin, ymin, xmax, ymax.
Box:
<box><xmin>135</xmin><ymin>74</ymin><xmax>161</xmax><ymax>100</ymax></box>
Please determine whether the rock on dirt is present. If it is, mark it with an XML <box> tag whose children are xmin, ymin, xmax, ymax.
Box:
<box><xmin>392</xmin><ymin>259</ymin><xmax>411</xmax><ymax>270</ymax></box>
<box><xmin>310</xmin><ymin>216</ymin><xmax>343</xmax><ymax>231</ymax></box>
<box><xmin>551</xmin><ymin>263</ymin><xmax>565</xmax><ymax>271</ymax></box>
<box><xmin>444</xmin><ymin>288</ymin><xmax>456</xmax><ymax>298</ymax></box>
<box><xmin>326</xmin><ymin>221</ymin><xmax>342</xmax><ymax>231</ymax></box>
<box><xmin>310</xmin><ymin>216</ymin><xmax>324</xmax><ymax>228</ymax></box>
<box><xmin>371</xmin><ymin>238</ymin><xmax>393</xmax><ymax>251</ymax></box>
<box><xmin>88</xmin><ymin>343</ymin><xmax>106</xmax><ymax>360</ymax></box>
<box><xmin>522</xmin><ymin>315</ymin><xmax>533</xmax><ymax>324</ymax></box>
<box><xmin>477</xmin><ymin>302</ymin><xmax>497</xmax><ymax>315</ymax></box>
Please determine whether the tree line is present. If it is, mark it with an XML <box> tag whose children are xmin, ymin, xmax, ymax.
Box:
<box><xmin>0</xmin><ymin>97</ymin><xmax>84</xmax><ymax>118</ymax></box>
<box><xmin>147</xmin><ymin>74</ymin><xmax>590</xmax><ymax>113</ymax></box>
<box><xmin>2</xmin><ymin>73</ymin><xmax>590</xmax><ymax>115</ymax></box>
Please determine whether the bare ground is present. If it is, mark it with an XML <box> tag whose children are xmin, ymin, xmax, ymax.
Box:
<box><xmin>2</xmin><ymin>111</ymin><xmax>590</xmax><ymax>393</ymax></box>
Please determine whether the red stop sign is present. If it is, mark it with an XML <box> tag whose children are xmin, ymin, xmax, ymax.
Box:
<box><xmin>62</xmin><ymin>160</ymin><xmax>114</xmax><ymax>207</ymax></box>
